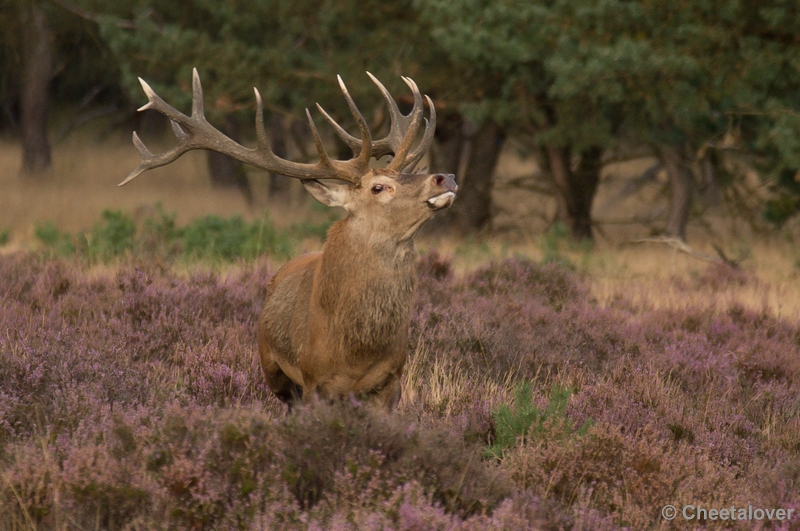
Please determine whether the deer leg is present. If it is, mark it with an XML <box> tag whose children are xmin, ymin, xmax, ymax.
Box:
<box><xmin>261</xmin><ymin>358</ymin><xmax>303</xmax><ymax>406</ymax></box>
<box><xmin>367</xmin><ymin>373</ymin><xmax>402</xmax><ymax>410</ymax></box>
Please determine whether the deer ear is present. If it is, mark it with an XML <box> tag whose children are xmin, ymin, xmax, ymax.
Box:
<box><xmin>302</xmin><ymin>179</ymin><xmax>351</xmax><ymax>208</ymax></box>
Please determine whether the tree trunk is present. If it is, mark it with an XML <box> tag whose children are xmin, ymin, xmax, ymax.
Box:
<box><xmin>206</xmin><ymin>114</ymin><xmax>253</xmax><ymax>203</ymax></box>
<box><xmin>431</xmin><ymin>112</ymin><xmax>465</xmax><ymax>176</ymax></box>
<box><xmin>267</xmin><ymin>113</ymin><xmax>294</xmax><ymax>201</ymax></box>
<box><xmin>451</xmin><ymin>120</ymin><xmax>505</xmax><ymax>233</ymax></box>
<box><xmin>19</xmin><ymin>0</ymin><xmax>53</xmax><ymax>176</ymax></box>
<box><xmin>571</xmin><ymin>146</ymin><xmax>603</xmax><ymax>240</ymax></box>
<box><xmin>546</xmin><ymin>144</ymin><xmax>573</xmax><ymax>229</ymax></box>
<box><xmin>419</xmin><ymin>112</ymin><xmax>465</xmax><ymax>236</ymax></box>
<box><xmin>659</xmin><ymin>145</ymin><xmax>694</xmax><ymax>240</ymax></box>
<box><xmin>545</xmin><ymin>145</ymin><xmax>602</xmax><ymax>241</ymax></box>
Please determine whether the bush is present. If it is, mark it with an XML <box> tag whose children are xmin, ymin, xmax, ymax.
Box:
<box><xmin>30</xmin><ymin>207</ymin><xmax>294</xmax><ymax>263</ymax></box>
<box><xmin>2</xmin><ymin>248</ymin><xmax>800</xmax><ymax>529</ymax></box>
<box><xmin>34</xmin><ymin>221</ymin><xmax>75</xmax><ymax>256</ymax></box>
<box><xmin>277</xmin><ymin>401</ymin><xmax>511</xmax><ymax>516</ymax></box>
<box><xmin>86</xmin><ymin>209</ymin><xmax>137</xmax><ymax>260</ymax></box>
<box><xmin>484</xmin><ymin>382</ymin><xmax>591</xmax><ymax>460</ymax></box>
<box><xmin>183</xmin><ymin>214</ymin><xmax>292</xmax><ymax>261</ymax></box>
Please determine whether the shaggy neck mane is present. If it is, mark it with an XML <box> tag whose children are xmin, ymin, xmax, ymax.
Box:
<box><xmin>318</xmin><ymin>219</ymin><xmax>418</xmax><ymax>355</ymax></box>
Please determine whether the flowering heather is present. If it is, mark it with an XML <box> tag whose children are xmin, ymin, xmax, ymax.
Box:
<box><xmin>1</xmin><ymin>251</ymin><xmax>799</xmax><ymax>530</ymax></box>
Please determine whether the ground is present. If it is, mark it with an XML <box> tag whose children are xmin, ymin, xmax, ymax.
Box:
<box><xmin>1</xmin><ymin>135</ymin><xmax>799</xmax><ymax>530</ymax></box>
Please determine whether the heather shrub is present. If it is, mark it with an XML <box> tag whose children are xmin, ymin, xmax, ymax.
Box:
<box><xmin>1</xmin><ymin>440</ymin><xmax>58</xmax><ymax>529</ymax></box>
<box><xmin>464</xmin><ymin>257</ymin><xmax>584</xmax><ymax>309</ymax></box>
<box><xmin>2</xmin><ymin>247</ymin><xmax>800</xmax><ymax>530</ymax></box>
<box><xmin>504</xmin><ymin>423</ymin><xmax>743</xmax><ymax>529</ymax></box>
<box><xmin>0</xmin><ymin>254</ymin><xmax>276</xmax><ymax>442</ymax></box>
<box><xmin>416</xmin><ymin>250</ymin><xmax>454</xmax><ymax>283</ymax></box>
<box><xmin>0</xmin><ymin>402</ymin><xmax>514</xmax><ymax>530</ymax></box>
<box><xmin>276</xmin><ymin>401</ymin><xmax>511</xmax><ymax>516</ymax></box>
<box><xmin>412</xmin><ymin>256</ymin><xmax>628</xmax><ymax>386</ymax></box>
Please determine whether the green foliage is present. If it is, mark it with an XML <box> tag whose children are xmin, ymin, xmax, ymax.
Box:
<box><xmin>0</xmin><ymin>229</ymin><xmax>9</xmax><ymax>246</ymax></box>
<box><xmin>286</xmin><ymin>201</ymin><xmax>340</xmax><ymax>240</ymax></box>
<box><xmin>763</xmin><ymin>192</ymin><xmax>800</xmax><ymax>227</ymax></box>
<box><xmin>484</xmin><ymin>382</ymin><xmax>591</xmax><ymax>460</ymax></box>
<box><xmin>139</xmin><ymin>203</ymin><xmax>181</xmax><ymax>259</ymax></box>
<box><xmin>35</xmin><ymin>222</ymin><xmax>75</xmax><ymax>256</ymax></box>
<box><xmin>454</xmin><ymin>237</ymin><xmax>494</xmax><ymax>263</ymax></box>
<box><xmin>540</xmin><ymin>223</ymin><xmax>572</xmax><ymax>267</ymax></box>
<box><xmin>8</xmin><ymin>0</ymin><xmax>800</xmax><ymax>237</ymax></box>
<box><xmin>86</xmin><ymin>209</ymin><xmax>136</xmax><ymax>261</ymax></box>
<box><xmin>90</xmin><ymin>0</ymin><xmax>445</xmax><ymax>126</ymax></box>
<box><xmin>182</xmin><ymin>214</ymin><xmax>292</xmax><ymax>262</ymax></box>
<box><xmin>762</xmin><ymin>169</ymin><xmax>800</xmax><ymax>226</ymax></box>
<box><xmin>32</xmin><ymin>207</ymin><xmax>295</xmax><ymax>263</ymax></box>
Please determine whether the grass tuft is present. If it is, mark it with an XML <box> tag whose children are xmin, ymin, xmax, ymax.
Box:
<box><xmin>484</xmin><ymin>383</ymin><xmax>591</xmax><ymax>460</ymax></box>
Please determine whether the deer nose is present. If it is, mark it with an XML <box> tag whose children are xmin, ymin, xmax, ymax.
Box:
<box><xmin>432</xmin><ymin>173</ymin><xmax>457</xmax><ymax>193</ymax></box>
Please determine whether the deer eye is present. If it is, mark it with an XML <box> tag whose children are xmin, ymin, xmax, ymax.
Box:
<box><xmin>371</xmin><ymin>184</ymin><xmax>384</xmax><ymax>194</ymax></box>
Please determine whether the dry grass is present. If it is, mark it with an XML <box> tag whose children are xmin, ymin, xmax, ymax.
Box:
<box><xmin>0</xmin><ymin>135</ymin><xmax>314</xmax><ymax>247</ymax></box>
<box><xmin>421</xmin><ymin>231</ymin><xmax>800</xmax><ymax>321</ymax></box>
<box><xmin>587</xmin><ymin>241</ymin><xmax>800</xmax><ymax>319</ymax></box>
<box><xmin>400</xmin><ymin>339</ymin><xmax>516</xmax><ymax>416</ymax></box>
<box><xmin>3</xmin><ymin>134</ymin><xmax>798</xmax><ymax>322</ymax></box>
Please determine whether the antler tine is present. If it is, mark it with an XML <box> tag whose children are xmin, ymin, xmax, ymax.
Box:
<box><xmin>191</xmin><ymin>68</ymin><xmax>205</xmax><ymax>120</ymax></box>
<box><xmin>119</xmin><ymin>75</ymin><xmax>198</xmax><ymax>186</ymax></box>
<box><xmin>336</xmin><ymin>75</ymin><xmax>372</xmax><ymax>169</ymax></box>
<box><xmin>365</xmin><ymin>72</ymin><xmax>407</xmax><ymax>158</ymax></box>
<box><xmin>315</xmin><ymin>102</ymin><xmax>396</xmax><ymax>158</ymax></box>
<box><xmin>305</xmin><ymin>108</ymin><xmax>333</xmax><ymax>168</ymax></box>
<box><xmin>253</xmin><ymin>87</ymin><xmax>270</xmax><ymax>150</ymax></box>
<box><xmin>118</xmin><ymin>131</ymin><xmax>183</xmax><ymax>186</ymax></box>
<box><xmin>121</xmin><ymin>69</ymin><xmax>368</xmax><ymax>187</ymax></box>
<box><xmin>316</xmin><ymin>73</ymin><xmax>435</xmax><ymax>169</ymax></box>
<box><xmin>315</xmin><ymin>103</ymin><xmax>361</xmax><ymax>151</ymax></box>
<box><xmin>398</xmin><ymin>95</ymin><xmax>436</xmax><ymax>171</ymax></box>
<box><xmin>366</xmin><ymin>72</ymin><xmax>417</xmax><ymax>159</ymax></box>
<box><xmin>385</xmin><ymin>76</ymin><xmax>425</xmax><ymax>171</ymax></box>
<box><xmin>135</xmin><ymin>76</ymin><xmax>187</xmax><ymax>124</ymax></box>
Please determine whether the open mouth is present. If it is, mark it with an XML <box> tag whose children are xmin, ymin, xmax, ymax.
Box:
<box><xmin>426</xmin><ymin>191</ymin><xmax>456</xmax><ymax>210</ymax></box>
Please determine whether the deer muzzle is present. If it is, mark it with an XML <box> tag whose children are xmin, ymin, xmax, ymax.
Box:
<box><xmin>426</xmin><ymin>173</ymin><xmax>458</xmax><ymax>210</ymax></box>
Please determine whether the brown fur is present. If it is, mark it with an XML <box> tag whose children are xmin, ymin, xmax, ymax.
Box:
<box><xmin>119</xmin><ymin>72</ymin><xmax>453</xmax><ymax>408</ymax></box>
<box><xmin>258</xmin><ymin>169</ymin><xmax>457</xmax><ymax>408</ymax></box>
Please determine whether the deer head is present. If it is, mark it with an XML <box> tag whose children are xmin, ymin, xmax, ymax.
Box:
<box><xmin>122</xmin><ymin>69</ymin><xmax>456</xmax><ymax>409</ymax></box>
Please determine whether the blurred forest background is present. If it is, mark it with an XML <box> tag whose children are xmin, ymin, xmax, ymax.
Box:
<box><xmin>2</xmin><ymin>0</ymin><xmax>800</xmax><ymax>246</ymax></box>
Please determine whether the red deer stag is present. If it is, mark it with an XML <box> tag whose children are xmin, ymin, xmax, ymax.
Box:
<box><xmin>120</xmin><ymin>69</ymin><xmax>457</xmax><ymax>408</ymax></box>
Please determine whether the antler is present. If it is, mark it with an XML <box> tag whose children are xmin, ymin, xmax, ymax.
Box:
<box><xmin>315</xmin><ymin>72</ymin><xmax>436</xmax><ymax>173</ymax></box>
<box><xmin>120</xmin><ymin>68</ymin><xmax>375</xmax><ymax>187</ymax></box>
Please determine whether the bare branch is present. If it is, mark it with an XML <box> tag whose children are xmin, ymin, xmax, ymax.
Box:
<box><xmin>628</xmin><ymin>237</ymin><xmax>740</xmax><ymax>267</ymax></box>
